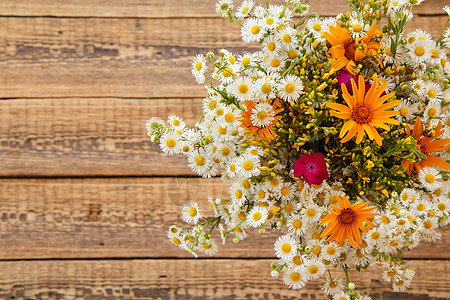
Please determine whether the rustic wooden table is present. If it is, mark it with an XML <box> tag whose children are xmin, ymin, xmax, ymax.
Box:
<box><xmin>0</xmin><ymin>0</ymin><xmax>448</xmax><ymax>299</ymax></box>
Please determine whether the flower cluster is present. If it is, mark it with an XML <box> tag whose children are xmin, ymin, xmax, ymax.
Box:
<box><xmin>147</xmin><ymin>0</ymin><xmax>450</xmax><ymax>298</ymax></box>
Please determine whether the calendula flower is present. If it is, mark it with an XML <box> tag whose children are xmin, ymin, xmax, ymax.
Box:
<box><xmin>319</xmin><ymin>196</ymin><xmax>378</xmax><ymax>248</ymax></box>
<box><xmin>327</xmin><ymin>75</ymin><xmax>401</xmax><ymax>146</ymax></box>
<box><xmin>323</xmin><ymin>23</ymin><xmax>381</xmax><ymax>73</ymax></box>
<box><xmin>402</xmin><ymin>118</ymin><xmax>450</xmax><ymax>174</ymax></box>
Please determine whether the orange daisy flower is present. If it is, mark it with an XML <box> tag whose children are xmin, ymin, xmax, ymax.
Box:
<box><xmin>327</xmin><ymin>75</ymin><xmax>401</xmax><ymax>146</ymax></box>
<box><xmin>323</xmin><ymin>23</ymin><xmax>381</xmax><ymax>73</ymax></box>
<box><xmin>319</xmin><ymin>196</ymin><xmax>378</xmax><ymax>248</ymax></box>
<box><xmin>240</xmin><ymin>98</ymin><xmax>283</xmax><ymax>142</ymax></box>
<box><xmin>402</xmin><ymin>117</ymin><xmax>450</xmax><ymax>174</ymax></box>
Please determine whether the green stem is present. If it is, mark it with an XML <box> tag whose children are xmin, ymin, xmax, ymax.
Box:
<box><xmin>279</xmin><ymin>58</ymin><xmax>299</xmax><ymax>79</ymax></box>
<box><xmin>343</xmin><ymin>265</ymin><xmax>350</xmax><ymax>285</ymax></box>
<box><xmin>327</xmin><ymin>269</ymin><xmax>333</xmax><ymax>281</ymax></box>
<box><xmin>437</xmin><ymin>17</ymin><xmax>450</xmax><ymax>45</ymax></box>
<box><xmin>280</xmin><ymin>0</ymin><xmax>291</xmax><ymax>18</ymax></box>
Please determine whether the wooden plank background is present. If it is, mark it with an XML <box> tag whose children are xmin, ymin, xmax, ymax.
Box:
<box><xmin>0</xmin><ymin>0</ymin><xmax>448</xmax><ymax>299</ymax></box>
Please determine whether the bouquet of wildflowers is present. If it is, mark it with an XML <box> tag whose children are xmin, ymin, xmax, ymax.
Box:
<box><xmin>146</xmin><ymin>0</ymin><xmax>450</xmax><ymax>298</ymax></box>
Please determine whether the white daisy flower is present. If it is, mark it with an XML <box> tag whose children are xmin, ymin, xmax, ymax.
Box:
<box><xmin>365</xmin><ymin>227</ymin><xmax>385</xmax><ymax>246</ymax></box>
<box><xmin>395</xmin><ymin>100</ymin><xmax>417</xmax><ymax>122</ymax></box>
<box><xmin>425</xmin><ymin>81</ymin><xmax>443</xmax><ymax>102</ymax></box>
<box><xmin>236</xmin><ymin>153</ymin><xmax>260</xmax><ymax>178</ymax></box>
<box><xmin>304</xmin><ymin>257</ymin><xmax>326</xmax><ymax>279</ymax></box>
<box><xmin>268</xmin><ymin>175</ymin><xmax>284</xmax><ymax>192</ymax></box>
<box><xmin>443</xmin><ymin>5</ymin><xmax>450</xmax><ymax>16</ymax></box>
<box><xmin>229</xmin><ymin>76</ymin><xmax>255</xmax><ymax>102</ymax></box>
<box><xmin>192</xmin><ymin>54</ymin><xmax>207</xmax><ymax>78</ymax></box>
<box><xmin>230</xmin><ymin>182</ymin><xmax>247</xmax><ymax>206</ymax></box>
<box><xmin>407</xmin><ymin>39</ymin><xmax>432</xmax><ymax>65</ymax></box>
<box><xmin>305</xmin><ymin>17</ymin><xmax>325</xmax><ymax>40</ymax></box>
<box><xmin>333</xmin><ymin>293</ymin><xmax>350</xmax><ymax>300</ymax></box>
<box><xmin>322</xmin><ymin>277</ymin><xmax>344</xmax><ymax>296</ymax></box>
<box><xmin>237</xmin><ymin>52</ymin><xmax>255</xmax><ymax>70</ymax></box>
<box><xmin>262</xmin><ymin>35</ymin><xmax>282</xmax><ymax>56</ymax></box>
<box><xmin>247</xmin><ymin>206</ymin><xmax>268</xmax><ymax>227</ymax></box>
<box><xmin>435</xmin><ymin>197</ymin><xmax>450</xmax><ymax>216</ymax></box>
<box><xmin>167</xmin><ymin>115</ymin><xmax>186</xmax><ymax>130</ymax></box>
<box><xmin>235</xmin><ymin>0</ymin><xmax>254</xmax><ymax>20</ymax></box>
<box><xmin>350</xmin><ymin>18</ymin><xmax>368</xmax><ymax>38</ymax></box>
<box><xmin>382</xmin><ymin>266</ymin><xmax>404</xmax><ymax>283</ymax></box>
<box><xmin>421</xmin><ymin>216</ymin><xmax>439</xmax><ymax>234</ymax></box>
<box><xmin>411</xmin><ymin>79</ymin><xmax>427</xmax><ymax>96</ymax></box>
<box><xmin>277</xmin><ymin>74</ymin><xmax>303</xmax><ymax>102</ymax></box>
<box><xmin>255</xmin><ymin>74</ymin><xmax>277</xmax><ymax>100</ymax></box>
<box><xmin>181</xmin><ymin>201</ymin><xmax>202</xmax><ymax>224</ymax></box>
<box><xmin>419</xmin><ymin>167</ymin><xmax>442</xmax><ymax>192</ymax></box>
<box><xmin>263</xmin><ymin>54</ymin><xmax>286</xmax><ymax>72</ymax></box>
<box><xmin>160</xmin><ymin>131</ymin><xmax>182</xmax><ymax>155</ymax></box>
<box><xmin>274</xmin><ymin>234</ymin><xmax>298</xmax><ymax>261</ymax></box>
<box><xmin>188</xmin><ymin>149</ymin><xmax>212</xmax><ymax>176</ymax></box>
<box><xmin>250</xmin><ymin>101</ymin><xmax>277</xmax><ymax>128</ymax></box>
<box><xmin>216</xmin><ymin>0</ymin><xmax>234</xmax><ymax>14</ymax></box>
<box><xmin>423</xmin><ymin>101</ymin><xmax>441</xmax><ymax>123</ymax></box>
<box><xmin>392</xmin><ymin>278</ymin><xmax>412</xmax><ymax>293</ymax></box>
<box><xmin>276</xmin><ymin>27</ymin><xmax>298</xmax><ymax>51</ymax></box>
<box><xmin>145</xmin><ymin>117</ymin><xmax>165</xmax><ymax>132</ymax></box>
<box><xmin>218</xmin><ymin>66</ymin><xmax>235</xmax><ymax>84</ymax></box>
<box><xmin>215</xmin><ymin>141</ymin><xmax>236</xmax><ymax>163</ymax></box>
<box><xmin>261</xmin><ymin>14</ymin><xmax>279</xmax><ymax>31</ymax></box>
<box><xmin>283</xmin><ymin>267</ymin><xmax>308</xmax><ymax>289</ymax></box>
<box><xmin>241</xmin><ymin>18</ymin><xmax>265</xmax><ymax>43</ymax></box>
<box><xmin>321</xmin><ymin>242</ymin><xmax>342</xmax><ymax>262</ymax></box>
<box><xmin>286</xmin><ymin>214</ymin><xmax>306</xmax><ymax>236</ymax></box>
<box><xmin>301</xmin><ymin>203</ymin><xmax>322</xmax><ymax>224</ymax></box>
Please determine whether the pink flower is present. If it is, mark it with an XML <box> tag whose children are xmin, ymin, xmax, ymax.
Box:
<box><xmin>293</xmin><ymin>153</ymin><xmax>329</xmax><ymax>185</ymax></box>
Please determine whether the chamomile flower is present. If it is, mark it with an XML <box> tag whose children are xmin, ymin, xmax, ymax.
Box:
<box><xmin>216</xmin><ymin>0</ymin><xmax>234</xmax><ymax>14</ymax></box>
<box><xmin>264</xmin><ymin>54</ymin><xmax>286</xmax><ymax>72</ymax></box>
<box><xmin>229</xmin><ymin>76</ymin><xmax>254</xmax><ymax>102</ymax></box>
<box><xmin>199</xmin><ymin>239</ymin><xmax>219</xmax><ymax>256</ymax></box>
<box><xmin>392</xmin><ymin>278</ymin><xmax>412</xmax><ymax>292</ymax></box>
<box><xmin>255</xmin><ymin>74</ymin><xmax>277</xmax><ymax>100</ymax></box>
<box><xmin>262</xmin><ymin>35</ymin><xmax>282</xmax><ymax>56</ymax></box>
<box><xmin>350</xmin><ymin>18</ymin><xmax>367</xmax><ymax>38</ymax></box>
<box><xmin>241</xmin><ymin>18</ymin><xmax>264</xmax><ymax>43</ymax></box>
<box><xmin>237</xmin><ymin>52</ymin><xmax>255</xmax><ymax>70</ymax></box>
<box><xmin>247</xmin><ymin>206</ymin><xmax>268</xmax><ymax>227</ymax></box>
<box><xmin>411</xmin><ymin>78</ymin><xmax>427</xmax><ymax>96</ymax></box>
<box><xmin>188</xmin><ymin>149</ymin><xmax>212</xmax><ymax>176</ymax></box>
<box><xmin>283</xmin><ymin>267</ymin><xmax>308</xmax><ymax>289</ymax></box>
<box><xmin>274</xmin><ymin>234</ymin><xmax>298</xmax><ymax>261</ymax></box>
<box><xmin>423</xmin><ymin>101</ymin><xmax>441</xmax><ymax>123</ymax></box>
<box><xmin>230</xmin><ymin>182</ymin><xmax>247</xmax><ymax>205</ymax></box>
<box><xmin>276</xmin><ymin>27</ymin><xmax>298</xmax><ymax>51</ymax></box>
<box><xmin>192</xmin><ymin>54</ymin><xmax>207</xmax><ymax>78</ymax></box>
<box><xmin>419</xmin><ymin>167</ymin><xmax>442</xmax><ymax>192</ymax></box>
<box><xmin>182</xmin><ymin>201</ymin><xmax>202</xmax><ymax>224</ymax></box>
<box><xmin>333</xmin><ymin>293</ymin><xmax>350</xmax><ymax>300</ymax></box>
<box><xmin>382</xmin><ymin>266</ymin><xmax>404</xmax><ymax>283</ymax></box>
<box><xmin>235</xmin><ymin>0</ymin><xmax>254</xmax><ymax>19</ymax></box>
<box><xmin>435</xmin><ymin>197</ymin><xmax>450</xmax><ymax>216</ymax></box>
<box><xmin>218</xmin><ymin>66</ymin><xmax>235</xmax><ymax>84</ymax></box>
<box><xmin>322</xmin><ymin>277</ymin><xmax>344</xmax><ymax>296</ymax></box>
<box><xmin>304</xmin><ymin>257</ymin><xmax>326</xmax><ymax>279</ymax></box>
<box><xmin>395</xmin><ymin>100</ymin><xmax>417</xmax><ymax>122</ymax></box>
<box><xmin>407</xmin><ymin>39</ymin><xmax>432</xmax><ymax>65</ymax></box>
<box><xmin>286</xmin><ymin>214</ymin><xmax>306</xmax><ymax>236</ymax></box>
<box><xmin>425</xmin><ymin>81</ymin><xmax>443</xmax><ymax>102</ymax></box>
<box><xmin>301</xmin><ymin>203</ymin><xmax>322</xmax><ymax>224</ymax></box>
<box><xmin>261</xmin><ymin>14</ymin><xmax>279</xmax><ymax>31</ymax></box>
<box><xmin>321</xmin><ymin>242</ymin><xmax>342</xmax><ymax>262</ymax></box>
<box><xmin>365</xmin><ymin>227</ymin><xmax>385</xmax><ymax>246</ymax></box>
<box><xmin>236</xmin><ymin>153</ymin><xmax>260</xmax><ymax>178</ymax></box>
<box><xmin>215</xmin><ymin>141</ymin><xmax>236</xmax><ymax>162</ymax></box>
<box><xmin>443</xmin><ymin>5</ymin><xmax>450</xmax><ymax>16</ymax></box>
<box><xmin>277</xmin><ymin>74</ymin><xmax>304</xmax><ymax>102</ymax></box>
<box><xmin>250</xmin><ymin>101</ymin><xmax>277</xmax><ymax>128</ymax></box>
<box><xmin>305</xmin><ymin>17</ymin><xmax>325</xmax><ymax>40</ymax></box>
<box><xmin>160</xmin><ymin>131</ymin><xmax>182</xmax><ymax>155</ymax></box>
<box><xmin>167</xmin><ymin>115</ymin><xmax>186</xmax><ymax>130</ymax></box>
<box><xmin>278</xmin><ymin>182</ymin><xmax>296</xmax><ymax>201</ymax></box>
<box><xmin>145</xmin><ymin>117</ymin><xmax>164</xmax><ymax>132</ymax></box>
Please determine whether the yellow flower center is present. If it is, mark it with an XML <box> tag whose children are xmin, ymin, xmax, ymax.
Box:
<box><xmin>229</xmin><ymin>163</ymin><xmax>236</xmax><ymax>172</ymax></box>
<box><xmin>292</xmin><ymin>255</ymin><xmax>302</xmax><ymax>265</ymax></box>
<box><xmin>438</xmin><ymin>202</ymin><xmax>446</xmax><ymax>211</ymax></box>
<box><xmin>182</xmin><ymin>145</ymin><xmax>190</xmax><ymax>152</ymax></box>
<box><xmin>238</xmin><ymin>212</ymin><xmax>246</xmax><ymax>220</ymax></box>
<box><xmin>283</xmin><ymin>34</ymin><xmax>291</xmax><ymax>43</ymax></box>
<box><xmin>209</xmin><ymin>100</ymin><xmax>217</xmax><ymax>110</ymax></box>
<box><xmin>195</xmin><ymin>156</ymin><xmax>205</xmax><ymax>166</ymax></box>
<box><xmin>425</xmin><ymin>174</ymin><xmax>435</xmax><ymax>183</ymax></box>
<box><xmin>267</xmin><ymin>42</ymin><xmax>276</xmax><ymax>51</ymax></box>
<box><xmin>188</xmin><ymin>207</ymin><xmax>197</xmax><ymax>217</ymax></box>
<box><xmin>408</xmin><ymin>36</ymin><xmax>416</xmax><ymax>44</ymax></box>
<box><xmin>312</xmin><ymin>233</ymin><xmax>321</xmax><ymax>240</ymax></box>
<box><xmin>290</xmin><ymin>272</ymin><xmax>301</xmax><ymax>282</ymax></box>
<box><xmin>270</xmin><ymin>58</ymin><xmax>280</xmax><ymax>67</ymax></box>
<box><xmin>218</xmin><ymin>126</ymin><xmax>227</xmax><ymax>135</ymax></box>
<box><xmin>353</xmin><ymin>24</ymin><xmax>363</xmax><ymax>32</ymax></box>
<box><xmin>329</xmin><ymin>281</ymin><xmax>337</xmax><ymax>288</ymax></box>
<box><xmin>285</xmin><ymin>203</ymin><xmax>294</xmax><ymax>212</ymax></box>
<box><xmin>228</xmin><ymin>56</ymin><xmax>235</xmax><ymax>65</ymax></box>
<box><xmin>327</xmin><ymin>247</ymin><xmax>336</xmax><ymax>255</ymax></box>
<box><xmin>371</xmin><ymin>232</ymin><xmax>380</xmax><ymax>240</ymax></box>
<box><xmin>235</xmin><ymin>190</ymin><xmax>243</xmax><ymax>199</ymax></box>
<box><xmin>242</xmin><ymin>7</ymin><xmax>249</xmax><ymax>14</ymax></box>
<box><xmin>313</xmin><ymin>23</ymin><xmax>322</xmax><ymax>31</ymax></box>
<box><xmin>253</xmin><ymin>212</ymin><xmax>262</xmax><ymax>221</ymax></box>
<box><xmin>224</xmin><ymin>113</ymin><xmax>235</xmax><ymax>123</ymax></box>
<box><xmin>195</xmin><ymin>61</ymin><xmax>202</xmax><ymax>71</ymax></box>
<box><xmin>166</xmin><ymin>138</ymin><xmax>176</xmax><ymax>148</ymax></box>
<box><xmin>427</xmin><ymin>90</ymin><xmax>436</xmax><ymax>99</ymax></box>
<box><xmin>266</xmin><ymin>18</ymin><xmax>274</xmax><ymax>25</ymax></box>
<box><xmin>281</xmin><ymin>243</ymin><xmax>291</xmax><ymax>253</ymax></box>
<box><xmin>220</xmin><ymin>3</ymin><xmax>228</xmax><ymax>10</ymax></box>
<box><xmin>251</xmin><ymin>25</ymin><xmax>260</xmax><ymax>35</ymax></box>
<box><xmin>261</xmin><ymin>83</ymin><xmax>272</xmax><ymax>94</ymax></box>
<box><xmin>431</xmin><ymin>49</ymin><xmax>439</xmax><ymax>58</ymax></box>
<box><xmin>243</xmin><ymin>160</ymin><xmax>253</xmax><ymax>170</ymax></box>
<box><xmin>222</xmin><ymin>68</ymin><xmax>232</xmax><ymax>77</ymax></box>
<box><xmin>415</xmin><ymin>47</ymin><xmax>425</xmax><ymax>56</ymax></box>
<box><xmin>258</xmin><ymin>190</ymin><xmax>266</xmax><ymax>199</ymax></box>
<box><xmin>281</xmin><ymin>187</ymin><xmax>290</xmax><ymax>196</ymax></box>
<box><xmin>308</xmin><ymin>265</ymin><xmax>319</xmax><ymax>274</ymax></box>
<box><xmin>417</xmin><ymin>203</ymin><xmax>426</xmax><ymax>211</ymax></box>
<box><xmin>172</xmin><ymin>237</ymin><xmax>181</xmax><ymax>245</ymax></box>
<box><xmin>257</xmin><ymin>110</ymin><xmax>268</xmax><ymax>120</ymax></box>
<box><xmin>306</xmin><ymin>208</ymin><xmax>316</xmax><ymax>217</ymax></box>
<box><xmin>285</xmin><ymin>83</ymin><xmax>296</xmax><ymax>93</ymax></box>
<box><xmin>399</xmin><ymin>107</ymin><xmax>408</xmax><ymax>117</ymax></box>
<box><xmin>221</xmin><ymin>148</ymin><xmax>231</xmax><ymax>157</ymax></box>
<box><xmin>424</xmin><ymin>220</ymin><xmax>433</xmax><ymax>229</ymax></box>
<box><xmin>329</xmin><ymin>195</ymin><xmax>337</xmax><ymax>204</ymax></box>
<box><xmin>242</xmin><ymin>180</ymin><xmax>250</xmax><ymax>189</ymax></box>
<box><xmin>293</xmin><ymin>220</ymin><xmax>302</xmax><ymax>228</ymax></box>
<box><xmin>313</xmin><ymin>246</ymin><xmax>321</xmax><ymax>255</ymax></box>
<box><xmin>239</xmin><ymin>84</ymin><xmax>249</xmax><ymax>94</ymax></box>
<box><xmin>235</xmin><ymin>226</ymin><xmax>242</xmax><ymax>233</ymax></box>
<box><xmin>381</xmin><ymin>215</ymin><xmax>390</xmax><ymax>224</ymax></box>
<box><xmin>288</xmin><ymin>50</ymin><xmax>297</xmax><ymax>59</ymax></box>
<box><xmin>352</xmin><ymin>105</ymin><xmax>372</xmax><ymax>124</ymax></box>
<box><xmin>270</xmin><ymin>178</ymin><xmax>279</xmax><ymax>186</ymax></box>
<box><xmin>428</xmin><ymin>107</ymin><xmax>437</xmax><ymax>117</ymax></box>
<box><xmin>242</xmin><ymin>57</ymin><xmax>251</xmax><ymax>66</ymax></box>
<box><xmin>202</xmin><ymin>244</ymin><xmax>211</xmax><ymax>250</ymax></box>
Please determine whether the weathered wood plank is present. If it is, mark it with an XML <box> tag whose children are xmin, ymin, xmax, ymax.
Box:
<box><xmin>0</xmin><ymin>0</ymin><xmax>446</xmax><ymax>18</ymax></box>
<box><xmin>0</xmin><ymin>98</ymin><xmax>200</xmax><ymax>176</ymax></box>
<box><xmin>0</xmin><ymin>177</ymin><xmax>448</xmax><ymax>259</ymax></box>
<box><xmin>0</xmin><ymin>16</ymin><xmax>446</xmax><ymax>98</ymax></box>
<box><xmin>0</xmin><ymin>259</ymin><xmax>448</xmax><ymax>299</ymax></box>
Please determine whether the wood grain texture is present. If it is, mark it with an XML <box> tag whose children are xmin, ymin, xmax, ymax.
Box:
<box><xmin>0</xmin><ymin>0</ymin><xmax>446</xmax><ymax>18</ymax></box>
<box><xmin>0</xmin><ymin>177</ymin><xmax>448</xmax><ymax>260</ymax></box>
<box><xmin>0</xmin><ymin>98</ymin><xmax>201</xmax><ymax>176</ymax></box>
<box><xmin>0</xmin><ymin>259</ymin><xmax>448</xmax><ymax>299</ymax></box>
<box><xmin>0</xmin><ymin>16</ymin><xmax>446</xmax><ymax>98</ymax></box>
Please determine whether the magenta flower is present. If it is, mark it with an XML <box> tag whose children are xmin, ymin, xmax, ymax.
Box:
<box><xmin>293</xmin><ymin>153</ymin><xmax>329</xmax><ymax>185</ymax></box>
